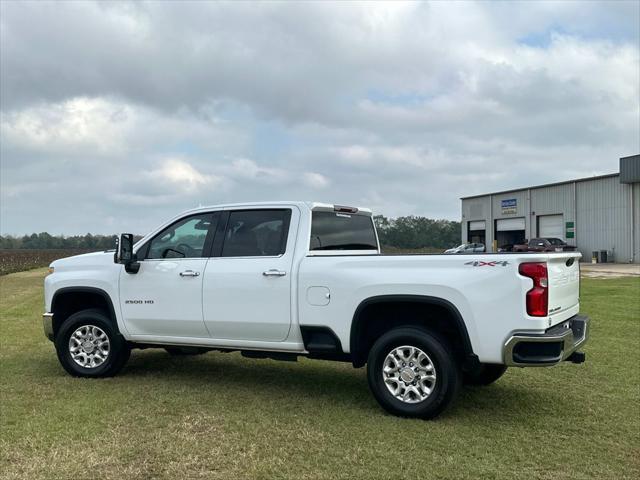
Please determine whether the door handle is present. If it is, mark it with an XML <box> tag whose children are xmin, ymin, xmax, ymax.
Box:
<box><xmin>263</xmin><ymin>269</ymin><xmax>287</xmax><ymax>277</ymax></box>
<box><xmin>179</xmin><ymin>270</ymin><xmax>200</xmax><ymax>277</ymax></box>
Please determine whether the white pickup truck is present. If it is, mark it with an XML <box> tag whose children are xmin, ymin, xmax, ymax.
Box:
<box><xmin>43</xmin><ymin>202</ymin><xmax>588</xmax><ymax>419</ymax></box>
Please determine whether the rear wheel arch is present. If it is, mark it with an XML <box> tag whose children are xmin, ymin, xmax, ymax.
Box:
<box><xmin>51</xmin><ymin>287</ymin><xmax>120</xmax><ymax>339</ymax></box>
<box><xmin>350</xmin><ymin>295</ymin><xmax>475</xmax><ymax>368</ymax></box>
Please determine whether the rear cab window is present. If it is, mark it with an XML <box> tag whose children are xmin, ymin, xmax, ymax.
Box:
<box><xmin>309</xmin><ymin>210</ymin><xmax>379</xmax><ymax>253</ymax></box>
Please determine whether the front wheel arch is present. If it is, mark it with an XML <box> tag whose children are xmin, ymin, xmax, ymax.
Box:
<box><xmin>51</xmin><ymin>287</ymin><xmax>121</xmax><ymax>339</ymax></box>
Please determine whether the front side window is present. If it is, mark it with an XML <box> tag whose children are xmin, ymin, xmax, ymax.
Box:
<box><xmin>147</xmin><ymin>214</ymin><xmax>216</xmax><ymax>259</ymax></box>
<box><xmin>310</xmin><ymin>211</ymin><xmax>378</xmax><ymax>251</ymax></box>
<box><xmin>221</xmin><ymin>210</ymin><xmax>291</xmax><ymax>257</ymax></box>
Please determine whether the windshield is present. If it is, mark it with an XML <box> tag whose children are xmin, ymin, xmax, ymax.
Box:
<box><xmin>547</xmin><ymin>238</ymin><xmax>565</xmax><ymax>245</ymax></box>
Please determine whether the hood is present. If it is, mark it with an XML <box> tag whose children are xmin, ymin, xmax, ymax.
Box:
<box><xmin>50</xmin><ymin>250</ymin><xmax>115</xmax><ymax>270</ymax></box>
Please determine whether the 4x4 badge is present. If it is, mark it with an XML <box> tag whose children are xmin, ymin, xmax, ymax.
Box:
<box><xmin>465</xmin><ymin>260</ymin><xmax>510</xmax><ymax>267</ymax></box>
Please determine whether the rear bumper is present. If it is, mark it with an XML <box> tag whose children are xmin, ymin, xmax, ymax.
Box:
<box><xmin>503</xmin><ymin>315</ymin><xmax>589</xmax><ymax>367</ymax></box>
<box><xmin>42</xmin><ymin>312</ymin><xmax>54</xmax><ymax>342</ymax></box>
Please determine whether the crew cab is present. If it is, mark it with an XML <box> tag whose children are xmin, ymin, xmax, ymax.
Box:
<box><xmin>43</xmin><ymin>202</ymin><xmax>589</xmax><ymax>419</ymax></box>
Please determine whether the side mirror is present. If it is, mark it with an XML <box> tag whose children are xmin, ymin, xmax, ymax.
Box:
<box><xmin>114</xmin><ymin>233</ymin><xmax>140</xmax><ymax>273</ymax></box>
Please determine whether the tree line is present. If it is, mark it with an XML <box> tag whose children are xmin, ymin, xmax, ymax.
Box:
<box><xmin>1</xmin><ymin>216</ymin><xmax>461</xmax><ymax>251</ymax></box>
<box><xmin>0</xmin><ymin>232</ymin><xmax>120</xmax><ymax>250</ymax></box>
<box><xmin>374</xmin><ymin>215</ymin><xmax>461</xmax><ymax>250</ymax></box>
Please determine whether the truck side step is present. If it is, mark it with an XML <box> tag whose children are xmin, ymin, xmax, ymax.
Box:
<box><xmin>241</xmin><ymin>350</ymin><xmax>298</xmax><ymax>362</ymax></box>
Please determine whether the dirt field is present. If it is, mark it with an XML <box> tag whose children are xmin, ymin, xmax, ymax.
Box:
<box><xmin>0</xmin><ymin>249</ymin><xmax>94</xmax><ymax>276</ymax></box>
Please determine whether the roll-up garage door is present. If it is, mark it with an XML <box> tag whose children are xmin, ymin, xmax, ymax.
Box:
<box><xmin>538</xmin><ymin>214</ymin><xmax>564</xmax><ymax>240</ymax></box>
<box><xmin>496</xmin><ymin>217</ymin><xmax>525</xmax><ymax>231</ymax></box>
<box><xmin>469</xmin><ymin>220</ymin><xmax>486</xmax><ymax>230</ymax></box>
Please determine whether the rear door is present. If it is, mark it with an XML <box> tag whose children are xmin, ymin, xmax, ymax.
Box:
<box><xmin>202</xmin><ymin>208</ymin><xmax>298</xmax><ymax>342</ymax></box>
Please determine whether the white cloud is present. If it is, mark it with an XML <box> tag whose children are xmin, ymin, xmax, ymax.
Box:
<box><xmin>225</xmin><ymin>158</ymin><xmax>290</xmax><ymax>184</ymax></box>
<box><xmin>0</xmin><ymin>97</ymin><xmax>132</xmax><ymax>155</ymax></box>
<box><xmin>149</xmin><ymin>158</ymin><xmax>221</xmax><ymax>190</ymax></box>
<box><xmin>302</xmin><ymin>172</ymin><xmax>329</xmax><ymax>189</ymax></box>
<box><xmin>333</xmin><ymin>145</ymin><xmax>373</xmax><ymax>166</ymax></box>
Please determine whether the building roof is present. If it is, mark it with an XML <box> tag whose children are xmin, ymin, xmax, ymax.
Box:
<box><xmin>460</xmin><ymin>173</ymin><xmax>620</xmax><ymax>200</ymax></box>
<box><xmin>620</xmin><ymin>154</ymin><xmax>640</xmax><ymax>184</ymax></box>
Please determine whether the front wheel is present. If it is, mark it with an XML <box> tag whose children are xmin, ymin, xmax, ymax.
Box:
<box><xmin>54</xmin><ymin>308</ymin><xmax>130</xmax><ymax>378</ymax></box>
<box><xmin>367</xmin><ymin>327</ymin><xmax>460</xmax><ymax>419</ymax></box>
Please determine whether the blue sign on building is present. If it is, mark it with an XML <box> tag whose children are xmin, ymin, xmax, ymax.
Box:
<box><xmin>501</xmin><ymin>199</ymin><xmax>517</xmax><ymax>214</ymax></box>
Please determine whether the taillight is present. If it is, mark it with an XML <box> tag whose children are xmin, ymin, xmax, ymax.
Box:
<box><xmin>519</xmin><ymin>262</ymin><xmax>548</xmax><ymax>317</ymax></box>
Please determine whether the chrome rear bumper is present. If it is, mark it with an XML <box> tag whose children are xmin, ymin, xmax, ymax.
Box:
<box><xmin>503</xmin><ymin>315</ymin><xmax>589</xmax><ymax>367</ymax></box>
<box><xmin>42</xmin><ymin>312</ymin><xmax>54</xmax><ymax>342</ymax></box>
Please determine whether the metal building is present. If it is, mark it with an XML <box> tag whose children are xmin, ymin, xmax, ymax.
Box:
<box><xmin>460</xmin><ymin>155</ymin><xmax>640</xmax><ymax>263</ymax></box>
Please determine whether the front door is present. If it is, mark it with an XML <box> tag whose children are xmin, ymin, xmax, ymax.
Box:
<box><xmin>120</xmin><ymin>212</ymin><xmax>219</xmax><ymax>338</ymax></box>
<box><xmin>202</xmin><ymin>208</ymin><xmax>297</xmax><ymax>342</ymax></box>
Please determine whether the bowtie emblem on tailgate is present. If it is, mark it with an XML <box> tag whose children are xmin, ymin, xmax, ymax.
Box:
<box><xmin>464</xmin><ymin>260</ymin><xmax>510</xmax><ymax>267</ymax></box>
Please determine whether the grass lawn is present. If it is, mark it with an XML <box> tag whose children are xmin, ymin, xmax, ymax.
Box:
<box><xmin>1</xmin><ymin>269</ymin><xmax>639</xmax><ymax>479</ymax></box>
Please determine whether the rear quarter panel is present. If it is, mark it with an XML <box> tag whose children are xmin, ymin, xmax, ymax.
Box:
<box><xmin>297</xmin><ymin>253</ymin><xmax>577</xmax><ymax>363</ymax></box>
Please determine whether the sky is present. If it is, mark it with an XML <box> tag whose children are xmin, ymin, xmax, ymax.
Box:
<box><xmin>1</xmin><ymin>0</ymin><xmax>639</xmax><ymax>235</ymax></box>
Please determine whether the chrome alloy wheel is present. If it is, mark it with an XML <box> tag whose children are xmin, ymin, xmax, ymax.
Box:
<box><xmin>382</xmin><ymin>345</ymin><xmax>437</xmax><ymax>404</ymax></box>
<box><xmin>68</xmin><ymin>325</ymin><xmax>110</xmax><ymax>368</ymax></box>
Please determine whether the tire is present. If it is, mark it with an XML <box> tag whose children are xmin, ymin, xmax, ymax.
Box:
<box><xmin>366</xmin><ymin>327</ymin><xmax>460</xmax><ymax>420</ymax></box>
<box><xmin>164</xmin><ymin>347</ymin><xmax>208</xmax><ymax>356</ymax></box>
<box><xmin>463</xmin><ymin>363</ymin><xmax>507</xmax><ymax>386</ymax></box>
<box><xmin>54</xmin><ymin>308</ymin><xmax>130</xmax><ymax>378</ymax></box>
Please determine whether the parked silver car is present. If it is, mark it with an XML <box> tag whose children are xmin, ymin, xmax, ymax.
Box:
<box><xmin>444</xmin><ymin>243</ymin><xmax>485</xmax><ymax>254</ymax></box>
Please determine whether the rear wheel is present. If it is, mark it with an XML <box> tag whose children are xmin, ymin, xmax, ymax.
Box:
<box><xmin>463</xmin><ymin>364</ymin><xmax>507</xmax><ymax>386</ymax></box>
<box><xmin>366</xmin><ymin>327</ymin><xmax>460</xmax><ymax>419</ymax></box>
<box><xmin>54</xmin><ymin>308</ymin><xmax>130</xmax><ymax>378</ymax></box>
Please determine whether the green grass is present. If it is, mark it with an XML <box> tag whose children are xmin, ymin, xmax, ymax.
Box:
<box><xmin>1</xmin><ymin>269</ymin><xmax>639</xmax><ymax>479</ymax></box>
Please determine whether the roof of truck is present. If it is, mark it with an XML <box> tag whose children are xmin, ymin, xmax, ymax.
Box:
<box><xmin>180</xmin><ymin>201</ymin><xmax>373</xmax><ymax>215</ymax></box>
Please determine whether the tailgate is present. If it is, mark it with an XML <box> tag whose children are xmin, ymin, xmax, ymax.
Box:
<box><xmin>547</xmin><ymin>254</ymin><xmax>581</xmax><ymax>319</ymax></box>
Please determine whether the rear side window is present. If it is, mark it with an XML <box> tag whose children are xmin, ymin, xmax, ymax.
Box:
<box><xmin>221</xmin><ymin>209</ymin><xmax>291</xmax><ymax>257</ymax></box>
<box><xmin>310</xmin><ymin>212</ymin><xmax>378</xmax><ymax>251</ymax></box>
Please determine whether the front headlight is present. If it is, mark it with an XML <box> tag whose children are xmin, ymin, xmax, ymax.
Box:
<box><xmin>47</xmin><ymin>266</ymin><xmax>55</xmax><ymax>275</ymax></box>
